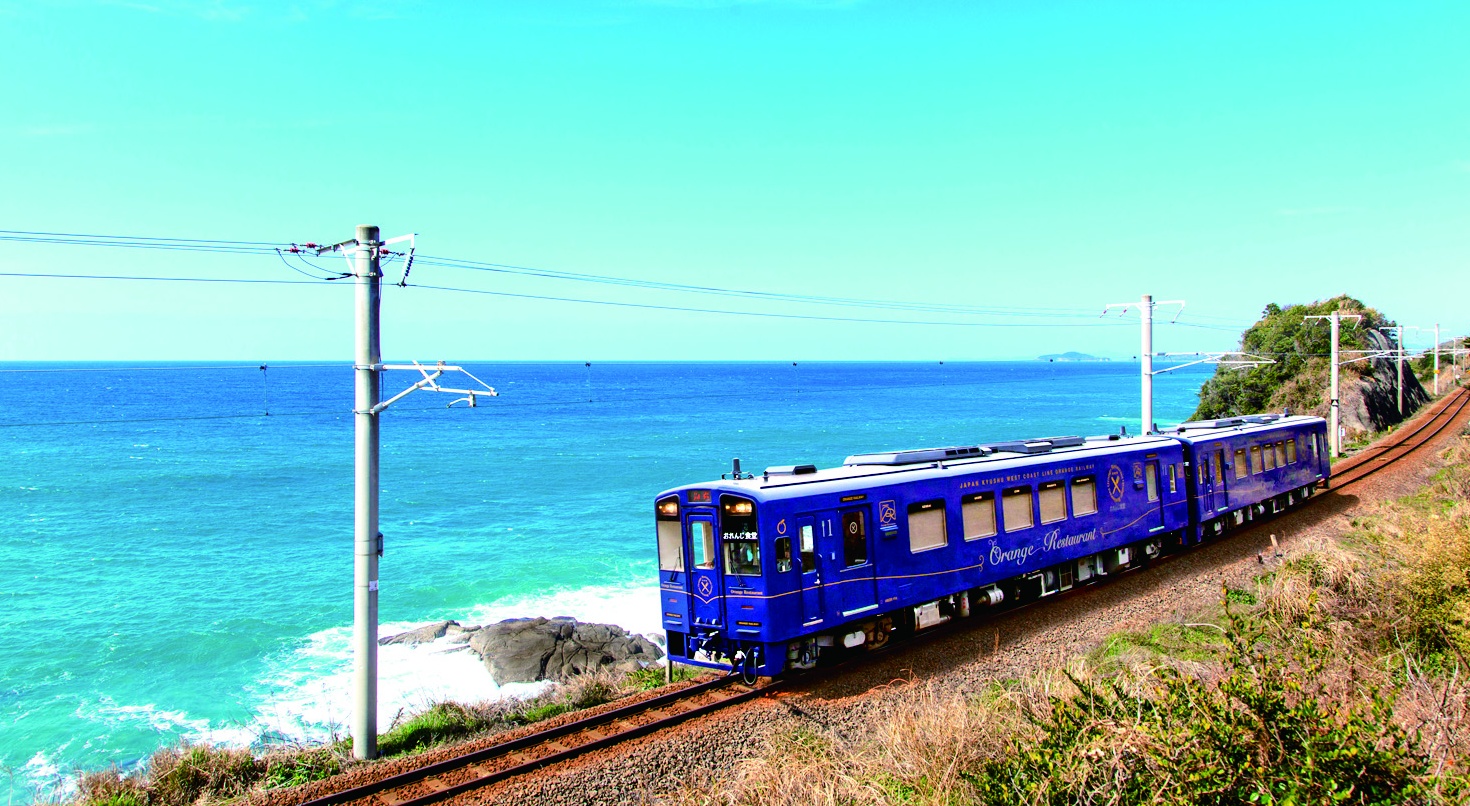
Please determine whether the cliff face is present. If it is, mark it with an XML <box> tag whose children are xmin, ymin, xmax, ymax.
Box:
<box><xmin>1192</xmin><ymin>296</ymin><xmax>1429</xmax><ymax>440</ymax></box>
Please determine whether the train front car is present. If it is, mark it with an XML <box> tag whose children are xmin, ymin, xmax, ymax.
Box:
<box><xmin>655</xmin><ymin>481</ymin><xmax>787</xmax><ymax>678</ymax></box>
<box><xmin>1167</xmin><ymin>414</ymin><xmax>1330</xmax><ymax>542</ymax></box>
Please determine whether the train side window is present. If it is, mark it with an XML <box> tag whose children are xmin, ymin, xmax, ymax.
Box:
<box><xmin>962</xmin><ymin>492</ymin><xmax>997</xmax><ymax>540</ymax></box>
<box><xmin>690</xmin><ymin>521</ymin><xmax>716</xmax><ymax>570</ymax></box>
<box><xmin>842</xmin><ymin>510</ymin><xmax>867</xmax><ymax>567</ymax></box>
<box><xmin>1233</xmin><ymin>448</ymin><xmax>1248</xmax><ymax>479</ymax></box>
<box><xmin>1275</xmin><ymin>441</ymin><xmax>1287</xmax><ymax>467</ymax></box>
<box><xmin>1263</xmin><ymin>444</ymin><xmax>1276</xmax><ymax>471</ymax></box>
<box><xmin>1145</xmin><ymin>464</ymin><xmax>1159</xmax><ymax>502</ymax></box>
<box><xmin>908</xmin><ymin>500</ymin><xmax>947</xmax><ymax>552</ymax></box>
<box><xmin>1287</xmin><ymin>439</ymin><xmax>1298</xmax><ymax>464</ymax></box>
<box><xmin>1215</xmin><ymin>452</ymin><xmax>1225</xmax><ymax>484</ymax></box>
<box><xmin>774</xmin><ymin>537</ymin><xmax>792</xmax><ymax>573</ymax></box>
<box><xmin>1071</xmin><ymin>477</ymin><xmax>1098</xmax><ymax>516</ymax></box>
<box><xmin>799</xmin><ymin>524</ymin><xmax>816</xmax><ymax>572</ymax></box>
<box><xmin>1250</xmin><ymin>445</ymin><xmax>1263</xmax><ymax>474</ymax></box>
<box><xmin>723</xmin><ymin>539</ymin><xmax>761</xmax><ymax>576</ymax></box>
<box><xmin>1002</xmin><ymin>487</ymin><xmax>1034</xmax><ymax>532</ymax></box>
<box><xmin>1039</xmin><ymin>481</ymin><xmax>1067</xmax><ymax>524</ymax></box>
<box><xmin>1168</xmin><ymin>464</ymin><xmax>1178</xmax><ymax>494</ymax></box>
<box><xmin>658</xmin><ymin>520</ymin><xmax>683</xmax><ymax>572</ymax></box>
<box><xmin>1198</xmin><ymin>461</ymin><xmax>1207</xmax><ymax>485</ymax></box>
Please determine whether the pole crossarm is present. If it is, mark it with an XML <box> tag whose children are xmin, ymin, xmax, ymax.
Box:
<box><xmin>369</xmin><ymin>361</ymin><xmax>499</xmax><ymax>413</ymax></box>
<box><xmin>1150</xmin><ymin>351</ymin><xmax>1274</xmax><ymax>375</ymax></box>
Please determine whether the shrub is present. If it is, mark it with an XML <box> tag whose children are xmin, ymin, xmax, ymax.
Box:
<box><xmin>378</xmin><ymin>703</ymin><xmax>493</xmax><ymax>757</ymax></box>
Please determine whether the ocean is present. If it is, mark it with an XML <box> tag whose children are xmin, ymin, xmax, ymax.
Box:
<box><xmin>0</xmin><ymin>360</ymin><xmax>1212</xmax><ymax>801</ymax></box>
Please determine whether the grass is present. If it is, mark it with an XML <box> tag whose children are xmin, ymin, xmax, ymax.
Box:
<box><xmin>668</xmin><ymin>431</ymin><xmax>1470</xmax><ymax>806</ymax></box>
<box><xmin>68</xmin><ymin>664</ymin><xmax>672</xmax><ymax>806</ymax></box>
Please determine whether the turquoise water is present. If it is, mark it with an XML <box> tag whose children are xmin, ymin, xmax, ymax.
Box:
<box><xmin>0</xmin><ymin>361</ymin><xmax>1210</xmax><ymax>800</ymax></box>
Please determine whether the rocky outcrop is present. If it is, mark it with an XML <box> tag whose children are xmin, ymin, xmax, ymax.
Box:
<box><xmin>381</xmin><ymin>616</ymin><xmax>664</xmax><ymax>685</ymax></box>
<box><xmin>467</xmin><ymin>617</ymin><xmax>663</xmax><ymax>685</ymax></box>
<box><xmin>1338</xmin><ymin>329</ymin><xmax>1431</xmax><ymax>437</ymax></box>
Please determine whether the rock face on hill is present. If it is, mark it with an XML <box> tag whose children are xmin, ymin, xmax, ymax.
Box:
<box><xmin>380</xmin><ymin>617</ymin><xmax>664</xmax><ymax>685</ymax></box>
<box><xmin>1192</xmin><ymin>296</ymin><xmax>1432</xmax><ymax>440</ymax></box>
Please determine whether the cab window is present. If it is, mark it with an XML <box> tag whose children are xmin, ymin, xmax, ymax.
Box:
<box><xmin>908</xmin><ymin>500</ymin><xmax>947</xmax><ymax>552</ymax></box>
<box><xmin>962</xmin><ymin>492</ymin><xmax>997</xmax><ymax>540</ymax></box>
<box><xmin>723</xmin><ymin>539</ymin><xmax>761</xmax><ymax>576</ymax></box>
<box><xmin>656</xmin><ymin>497</ymin><xmax>682</xmax><ymax>572</ymax></box>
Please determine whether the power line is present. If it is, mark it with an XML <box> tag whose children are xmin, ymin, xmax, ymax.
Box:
<box><xmin>0</xmin><ymin>271</ymin><xmax>337</xmax><ymax>286</ymax></box>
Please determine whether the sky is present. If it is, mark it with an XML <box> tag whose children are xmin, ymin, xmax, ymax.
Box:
<box><xmin>0</xmin><ymin>0</ymin><xmax>1465</xmax><ymax>361</ymax></box>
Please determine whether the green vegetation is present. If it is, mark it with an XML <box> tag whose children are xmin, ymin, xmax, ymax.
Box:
<box><xmin>1193</xmin><ymin>295</ymin><xmax>1393</xmax><ymax>419</ymax></box>
<box><xmin>675</xmin><ymin>433</ymin><xmax>1470</xmax><ymax>806</ymax></box>
<box><xmin>69</xmin><ymin>664</ymin><xmax>680</xmax><ymax>806</ymax></box>
<box><xmin>626</xmin><ymin>663</ymin><xmax>698</xmax><ymax>690</ymax></box>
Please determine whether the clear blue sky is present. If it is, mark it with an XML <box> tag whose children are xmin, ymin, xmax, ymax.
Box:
<box><xmin>1</xmin><ymin>0</ymin><xmax>1465</xmax><ymax>361</ymax></box>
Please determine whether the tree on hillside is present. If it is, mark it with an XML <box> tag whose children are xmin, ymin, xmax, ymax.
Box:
<box><xmin>1192</xmin><ymin>296</ymin><xmax>1394</xmax><ymax>419</ymax></box>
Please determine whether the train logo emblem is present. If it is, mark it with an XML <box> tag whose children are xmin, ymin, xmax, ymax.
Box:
<box><xmin>776</xmin><ymin>519</ymin><xmax>788</xmax><ymax>536</ymax></box>
<box><xmin>697</xmin><ymin>576</ymin><xmax>713</xmax><ymax>597</ymax></box>
<box><xmin>1107</xmin><ymin>465</ymin><xmax>1126</xmax><ymax>502</ymax></box>
<box><xmin>878</xmin><ymin>500</ymin><xmax>897</xmax><ymax>526</ymax></box>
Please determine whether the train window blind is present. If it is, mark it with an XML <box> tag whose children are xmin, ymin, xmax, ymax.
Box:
<box><xmin>1287</xmin><ymin>439</ymin><xmax>1298</xmax><ymax>463</ymax></box>
<box><xmin>1234</xmin><ymin>448</ymin><xmax>1248</xmax><ymax>479</ymax></box>
<box><xmin>1263</xmin><ymin>444</ymin><xmax>1276</xmax><ymax>471</ymax></box>
<box><xmin>1250</xmin><ymin>445</ymin><xmax>1263</xmax><ymax>474</ymax></box>
<box><xmin>1275</xmin><ymin>441</ymin><xmax>1287</xmax><ymax>467</ymax></box>
<box><xmin>1071</xmin><ymin>477</ymin><xmax>1098</xmax><ymax>516</ymax></box>
<box><xmin>962</xmin><ymin>492</ymin><xmax>997</xmax><ymax>540</ymax></box>
<box><xmin>658</xmin><ymin>521</ymin><xmax>683</xmax><ymax>572</ymax></box>
<box><xmin>908</xmin><ymin>501</ymin><xmax>947</xmax><ymax>552</ymax></box>
<box><xmin>1002</xmin><ymin>487</ymin><xmax>1034</xmax><ymax>531</ymax></box>
<box><xmin>691</xmin><ymin>521</ymin><xmax>716</xmax><ymax>570</ymax></box>
<box><xmin>1039</xmin><ymin>482</ymin><xmax>1067</xmax><ymax>524</ymax></box>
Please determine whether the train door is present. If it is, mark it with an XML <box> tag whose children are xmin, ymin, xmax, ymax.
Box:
<box><xmin>1196</xmin><ymin>450</ymin><xmax>1215</xmax><ymax>513</ymax></box>
<box><xmin>834</xmin><ymin>507</ymin><xmax>879</xmax><ymax>617</ymax></box>
<box><xmin>796</xmin><ymin>515</ymin><xmax>824</xmax><ymax>625</ymax></box>
<box><xmin>685</xmin><ymin>514</ymin><xmax>724</xmax><ymax>628</ymax></box>
<box><xmin>1143</xmin><ymin>459</ymin><xmax>1164</xmax><ymax>531</ymax></box>
<box><xmin>1214</xmin><ymin>450</ymin><xmax>1229</xmax><ymax>511</ymax></box>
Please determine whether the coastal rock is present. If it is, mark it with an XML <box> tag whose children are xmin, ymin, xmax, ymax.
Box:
<box><xmin>379</xmin><ymin>620</ymin><xmax>458</xmax><ymax>646</ymax></box>
<box><xmin>466</xmin><ymin>617</ymin><xmax>664</xmax><ymax>684</ymax></box>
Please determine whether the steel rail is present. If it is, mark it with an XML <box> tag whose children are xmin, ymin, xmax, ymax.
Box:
<box><xmin>292</xmin><ymin>385</ymin><xmax>1468</xmax><ymax>806</ymax></box>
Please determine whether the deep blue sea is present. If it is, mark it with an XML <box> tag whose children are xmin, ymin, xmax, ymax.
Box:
<box><xmin>0</xmin><ymin>361</ymin><xmax>1211</xmax><ymax>801</ymax></box>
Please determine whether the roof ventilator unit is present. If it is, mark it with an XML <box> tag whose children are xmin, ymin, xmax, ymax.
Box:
<box><xmin>984</xmin><ymin>435</ymin><xmax>1086</xmax><ymax>454</ymax></box>
<box><xmin>764</xmin><ymin>464</ymin><xmax>819</xmax><ymax>477</ymax></box>
<box><xmin>843</xmin><ymin>445</ymin><xmax>990</xmax><ymax>467</ymax></box>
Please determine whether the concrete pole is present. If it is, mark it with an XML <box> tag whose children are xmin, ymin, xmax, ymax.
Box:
<box><xmin>1329</xmin><ymin>311</ymin><xmax>1341</xmax><ymax>458</ymax></box>
<box><xmin>1141</xmin><ymin>294</ymin><xmax>1153</xmax><ymax>434</ymax></box>
<box><xmin>1395</xmin><ymin>324</ymin><xmax>1403</xmax><ymax>414</ymax></box>
<box><xmin>353</xmin><ymin>224</ymin><xmax>382</xmax><ymax>760</ymax></box>
<box><xmin>1433</xmin><ymin>323</ymin><xmax>1440</xmax><ymax>395</ymax></box>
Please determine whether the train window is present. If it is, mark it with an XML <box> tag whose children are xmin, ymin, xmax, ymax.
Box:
<box><xmin>799</xmin><ymin>524</ymin><xmax>816</xmax><ymax>572</ymax></box>
<box><xmin>1002</xmin><ymin>487</ymin><xmax>1034</xmax><ymax>532</ymax></box>
<box><xmin>962</xmin><ymin>492</ymin><xmax>997</xmax><ymax>540</ymax></box>
<box><xmin>1071</xmin><ymin>477</ymin><xmax>1098</xmax><ymax>516</ymax></box>
<box><xmin>1275</xmin><ymin>441</ymin><xmax>1287</xmax><ymax>467</ymax></box>
<box><xmin>1287</xmin><ymin>439</ymin><xmax>1298</xmax><ymax>463</ymax></box>
<box><xmin>1039</xmin><ymin>482</ymin><xmax>1067</xmax><ymax>524</ymax></box>
<box><xmin>690</xmin><ymin>521</ymin><xmax>715</xmax><ymax>570</ymax></box>
<box><xmin>1166</xmin><ymin>465</ymin><xmax>1176</xmax><ymax>493</ymax></box>
<box><xmin>1250</xmin><ymin>445</ymin><xmax>1263</xmax><ymax>474</ymax></box>
<box><xmin>1263</xmin><ymin>444</ymin><xmax>1276</xmax><ymax>471</ymax></box>
<box><xmin>723</xmin><ymin>538</ymin><xmax>761</xmax><ymax>576</ymax></box>
<box><xmin>658</xmin><ymin>521</ymin><xmax>683</xmax><ymax>571</ymax></box>
<box><xmin>1215</xmin><ymin>452</ymin><xmax>1225</xmax><ymax>484</ymax></box>
<box><xmin>1233</xmin><ymin>448</ymin><xmax>1248</xmax><ymax>479</ymax></box>
<box><xmin>842</xmin><ymin>510</ymin><xmax>867</xmax><ymax>567</ymax></box>
<box><xmin>908</xmin><ymin>500</ymin><xmax>947</xmax><ymax>552</ymax></box>
<box><xmin>774</xmin><ymin>537</ymin><xmax>793</xmax><ymax>573</ymax></box>
<box><xmin>1145</xmin><ymin>463</ymin><xmax>1159</xmax><ymax>502</ymax></box>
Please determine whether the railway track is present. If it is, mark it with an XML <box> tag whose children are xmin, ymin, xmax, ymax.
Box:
<box><xmin>295</xmin><ymin>385</ymin><xmax>1468</xmax><ymax>806</ymax></box>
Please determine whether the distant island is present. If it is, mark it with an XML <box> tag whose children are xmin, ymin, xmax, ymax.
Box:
<box><xmin>1038</xmin><ymin>352</ymin><xmax>1110</xmax><ymax>362</ymax></box>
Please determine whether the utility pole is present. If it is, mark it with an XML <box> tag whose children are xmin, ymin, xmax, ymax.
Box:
<box><xmin>352</xmin><ymin>224</ymin><xmax>381</xmax><ymax>761</ymax></box>
<box><xmin>1305</xmin><ymin>310</ymin><xmax>1360</xmax><ymax>458</ymax></box>
<box><xmin>315</xmin><ymin>226</ymin><xmax>496</xmax><ymax>761</ymax></box>
<box><xmin>1433</xmin><ymin>323</ymin><xmax>1440</xmax><ymax>395</ymax></box>
<box><xmin>1377</xmin><ymin>325</ymin><xmax>1405</xmax><ymax>415</ymax></box>
<box><xmin>1103</xmin><ymin>294</ymin><xmax>1184</xmax><ymax>434</ymax></box>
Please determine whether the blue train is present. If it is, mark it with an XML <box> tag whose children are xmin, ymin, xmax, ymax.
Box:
<box><xmin>655</xmin><ymin>413</ymin><xmax>1329</xmax><ymax>677</ymax></box>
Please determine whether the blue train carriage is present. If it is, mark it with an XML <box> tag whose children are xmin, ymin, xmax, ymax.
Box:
<box><xmin>1166</xmin><ymin>413</ymin><xmax>1330</xmax><ymax>542</ymax></box>
<box><xmin>655</xmin><ymin>432</ymin><xmax>1190</xmax><ymax>678</ymax></box>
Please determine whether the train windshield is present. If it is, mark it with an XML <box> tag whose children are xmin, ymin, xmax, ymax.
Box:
<box><xmin>656</xmin><ymin>496</ymin><xmax>682</xmax><ymax>572</ymax></box>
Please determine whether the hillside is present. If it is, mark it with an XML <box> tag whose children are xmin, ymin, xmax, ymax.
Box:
<box><xmin>1192</xmin><ymin>295</ymin><xmax>1430</xmax><ymax>439</ymax></box>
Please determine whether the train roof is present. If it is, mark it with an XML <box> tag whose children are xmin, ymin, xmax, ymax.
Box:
<box><xmin>659</xmin><ymin>432</ymin><xmax>1181</xmax><ymax>503</ymax></box>
<box><xmin>1161</xmin><ymin>413</ymin><xmax>1326</xmax><ymax>442</ymax></box>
